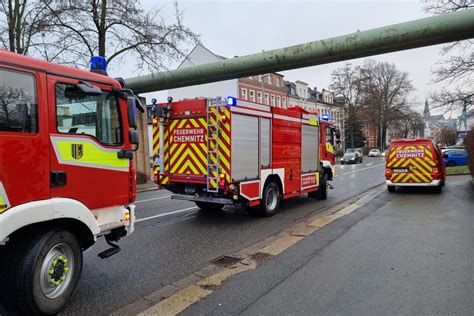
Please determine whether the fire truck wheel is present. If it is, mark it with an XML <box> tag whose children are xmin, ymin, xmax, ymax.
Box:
<box><xmin>195</xmin><ymin>202</ymin><xmax>224</xmax><ymax>212</ymax></box>
<box><xmin>387</xmin><ymin>185</ymin><xmax>396</xmax><ymax>193</ymax></box>
<box><xmin>1</xmin><ymin>228</ymin><xmax>83</xmax><ymax>315</ymax></box>
<box><xmin>259</xmin><ymin>182</ymin><xmax>281</xmax><ymax>217</ymax></box>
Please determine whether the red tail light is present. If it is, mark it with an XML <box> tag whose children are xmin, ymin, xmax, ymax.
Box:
<box><xmin>432</xmin><ymin>167</ymin><xmax>440</xmax><ymax>179</ymax></box>
<box><xmin>385</xmin><ymin>168</ymin><xmax>392</xmax><ymax>178</ymax></box>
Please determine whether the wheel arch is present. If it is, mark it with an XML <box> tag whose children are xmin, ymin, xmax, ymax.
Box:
<box><xmin>262</xmin><ymin>174</ymin><xmax>283</xmax><ymax>196</ymax></box>
<box><xmin>320</xmin><ymin>161</ymin><xmax>333</xmax><ymax>180</ymax></box>
<box><xmin>0</xmin><ymin>198</ymin><xmax>99</xmax><ymax>250</ymax></box>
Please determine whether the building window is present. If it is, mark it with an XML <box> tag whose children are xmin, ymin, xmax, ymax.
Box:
<box><xmin>282</xmin><ymin>97</ymin><xmax>286</xmax><ymax>107</ymax></box>
<box><xmin>271</xmin><ymin>95</ymin><xmax>275</xmax><ymax>106</ymax></box>
<box><xmin>250</xmin><ymin>90</ymin><xmax>255</xmax><ymax>102</ymax></box>
<box><xmin>259</xmin><ymin>75</ymin><xmax>263</xmax><ymax>82</ymax></box>
<box><xmin>277</xmin><ymin>96</ymin><xmax>281</xmax><ymax>107</ymax></box>
<box><xmin>257</xmin><ymin>92</ymin><xmax>262</xmax><ymax>103</ymax></box>
<box><xmin>268</xmin><ymin>76</ymin><xmax>272</xmax><ymax>85</ymax></box>
<box><xmin>276</xmin><ymin>77</ymin><xmax>280</xmax><ymax>87</ymax></box>
<box><xmin>241</xmin><ymin>88</ymin><xmax>247</xmax><ymax>100</ymax></box>
<box><xmin>264</xmin><ymin>93</ymin><xmax>269</xmax><ymax>105</ymax></box>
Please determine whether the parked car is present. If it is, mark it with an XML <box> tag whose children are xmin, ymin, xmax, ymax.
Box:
<box><xmin>385</xmin><ymin>138</ymin><xmax>445</xmax><ymax>193</ymax></box>
<box><xmin>341</xmin><ymin>152</ymin><xmax>363</xmax><ymax>164</ymax></box>
<box><xmin>368</xmin><ymin>149</ymin><xmax>381</xmax><ymax>157</ymax></box>
<box><xmin>443</xmin><ymin>149</ymin><xmax>469</xmax><ymax>167</ymax></box>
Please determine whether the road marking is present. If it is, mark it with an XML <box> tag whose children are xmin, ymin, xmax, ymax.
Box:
<box><xmin>136</xmin><ymin>206</ymin><xmax>198</xmax><ymax>223</ymax></box>
<box><xmin>135</xmin><ymin>185</ymin><xmax>386</xmax><ymax>315</ymax></box>
<box><xmin>135</xmin><ymin>195</ymin><xmax>172</xmax><ymax>204</ymax></box>
<box><xmin>366</xmin><ymin>162</ymin><xmax>373</xmax><ymax>166</ymax></box>
<box><xmin>342</xmin><ymin>163</ymin><xmax>385</xmax><ymax>175</ymax></box>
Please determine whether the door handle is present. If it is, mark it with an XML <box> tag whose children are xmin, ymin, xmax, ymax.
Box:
<box><xmin>51</xmin><ymin>171</ymin><xmax>67</xmax><ymax>187</ymax></box>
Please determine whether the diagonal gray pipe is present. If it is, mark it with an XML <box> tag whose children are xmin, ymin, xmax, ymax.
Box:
<box><xmin>125</xmin><ymin>8</ymin><xmax>474</xmax><ymax>94</ymax></box>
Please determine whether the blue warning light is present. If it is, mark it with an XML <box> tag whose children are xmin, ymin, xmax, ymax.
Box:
<box><xmin>226</xmin><ymin>96</ymin><xmax>237</xmax><ymax>106</ymax></box>
<box><xmin>321</xmin><ymin>113</ymin><xmax>330</xmax><ymax>121</ymax></box>
<box><xmin>90</xmin><ymin>56</ymin><xmax>107</xmax><ymax>75</ymax></box>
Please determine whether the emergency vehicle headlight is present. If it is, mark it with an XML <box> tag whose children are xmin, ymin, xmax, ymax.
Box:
<box><xmin>226</xmin><ymin>96</ymin><xmax>237</xmax><ymax>106</ymax></box>
<box><xmin>90</xmin><ymin>56</ymin><xmax>107</xmax><ymax>75</ymax></box>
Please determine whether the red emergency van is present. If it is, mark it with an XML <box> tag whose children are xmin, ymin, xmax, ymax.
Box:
<box><xmin>385</xmin><ymin>138</ymin><xmax>446</xmax><ymax>193</ymax></box>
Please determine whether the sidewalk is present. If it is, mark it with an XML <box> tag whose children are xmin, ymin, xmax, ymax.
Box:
<box><xmin>136</xmin><ymin>181</ymin><xmax>158</xmax><ymax>193</ymax></box>
<box><xmin>181</xmin><ymin>175</ymin><xmax>474</xmax><ymax>315</ymax></box>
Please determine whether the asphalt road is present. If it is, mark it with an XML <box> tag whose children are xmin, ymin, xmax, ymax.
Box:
<box><xmin>1</xmin><ymin>158</ymin><xmax>387</xmax><ymax>315</ymax></box>
<box><xmin>183</xmin><ymin>175</ymin><xmax>474</xmax><ymax>315</ymax></box>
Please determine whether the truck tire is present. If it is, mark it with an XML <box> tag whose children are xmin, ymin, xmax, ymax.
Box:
<box><xmin>310</xmin><ymin>172</ymin><xmax>328</xmax><ymax>200</ymax></box>
<box><xmin>433</xmin><ymin>184</ymin><xmax>442</xmax><ymax>194</ymax></box>
<box><xmin>387</xmin><ymin>185</ymin><xmax>396</xmax><ymax>193</ymax></box>
<box><xmin>258</xmin><ymin>182</ymin><xmax>281</xmax><ymax>217</ymax></box>
<box><xmin>1</xmin><ymin>228</ymin><xmax>83</xmax><ymax>315</ymax></box>
<box><xmin>195</xmin><ymin>201</ymin><xmax>224</xmax><ymax>212</ymax></box>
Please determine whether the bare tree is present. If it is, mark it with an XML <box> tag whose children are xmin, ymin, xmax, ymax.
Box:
<box><xmin>42</xmin><ymin>0</ymin><xmax>199</xmax><ymax>71</ymax></box>
<box><xmin>330</xmin><ymin>63</ymin><xmax>368</xmax><ymax>149</ymax></box>
<box><xmin>389</xmin><ymin>107</ymin><xmax>425</xmax><ymax>139</ymax></box>
<box><xmin>423</xmin><ymin>0</ymin><xmax>474</xmax><ymax>113</ymax></box>
<box><xmin>0</xmin><ymin>0</ymin><xmax>49</xmax><ymax>55</ymax></box>
<box><xmin>361</xmin><ymin>60</ymin><xmax>415</xmax><ymax>148</ymax></box>
<box><xmin>433</xmin><ymin>126</ymin><xmax>458</xmax><ymax>145</ymax></box>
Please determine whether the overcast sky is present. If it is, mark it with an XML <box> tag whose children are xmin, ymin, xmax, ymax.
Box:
<box><xmin>117</xmin><ymin>0</ymin><xmax>450</xmax><ymax>114</ymax></box>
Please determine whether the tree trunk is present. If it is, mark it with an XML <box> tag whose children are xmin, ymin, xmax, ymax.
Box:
<box><xmin>98</xmin><ymin>0</ymin><xmax>107</xmax><ymax>57</ymax></box>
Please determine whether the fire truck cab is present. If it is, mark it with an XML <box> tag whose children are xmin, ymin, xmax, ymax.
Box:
<box><xmin>152</xmin><ymin>97</ymin><xmax>333</xmax><ymax>216</ymax></box>
<box><xmin>0</xmin><ymin>50</ymin><xmax>139</xmax><ymax>314</ymax></box>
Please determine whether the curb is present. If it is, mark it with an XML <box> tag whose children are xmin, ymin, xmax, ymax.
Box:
<box><xmin>136</xmin><ymin>187</ymin><xmax>158</xmax><ymax>193</ymax></box>
<box><xmin>113</xmin><ymin>185</ymin><xmax>386</xmax><ymax>315</ymax></box>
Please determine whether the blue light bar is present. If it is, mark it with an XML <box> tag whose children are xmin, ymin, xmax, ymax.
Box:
<box><xmin>226</xmin><ymin>96</ymin><xmax>237</xmax><ymax>106</ymax></box>
<box><xmin>90</xmin><ymin>56</ymin><xmax>107</xmax><ymax>75</ymax></box>
<box><xmin>321</xmin><ymin>113</ymin><xmax>330</xmax><ymax>121</ymax></box>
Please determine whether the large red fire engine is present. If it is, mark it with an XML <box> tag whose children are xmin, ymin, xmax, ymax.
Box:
<box><xmin>151</xmin><ymin>97</ymin><xmax>337</xmax><ymax>216</ymax></box>
<box><xmin>0</xmin><ymin>50</ymin><xmax>140</xmax><ymax>314</ymax></box>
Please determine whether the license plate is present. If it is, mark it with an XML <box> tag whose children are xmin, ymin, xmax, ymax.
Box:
<box><xmin>393</xmin><ymin>168</ymin><xmax>408</xmax><ymax>173</ymax></box>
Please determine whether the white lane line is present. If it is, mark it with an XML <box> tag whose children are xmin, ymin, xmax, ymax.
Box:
<box><xmin>342</xmin><ymin>163</ymin><xmax>385</xmax><ymax>175</ymax></box>
<box><xmin>136</xmin><ymin>206</ymin><xmax>198</xmax><ymax>223</ymax></box>
<box><xmin>135</xmin><ymin>196</ymin><xmax>172</xmax><ymax>204</ymax></box>
<box><xmin>366</xmin><ymin>163</ymin><xmax>373</xmax><ymax>166</ymax></box>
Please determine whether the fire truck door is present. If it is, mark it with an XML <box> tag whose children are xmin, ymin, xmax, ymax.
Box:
<box><xmin>48</xmin><ymin>77</ymin><xmax>130</xmax><ymax>210</ymax></box>
<box><xmin>0</xmin><ymin>67</ymin><xmax>50</xmax><ymax>211</ymax></box>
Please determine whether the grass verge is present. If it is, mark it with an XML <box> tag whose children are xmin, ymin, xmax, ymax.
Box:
<box><xmin>446</xmin><ymin>165</ymin><xmax>470</xmax><ymax>175</ymax></box>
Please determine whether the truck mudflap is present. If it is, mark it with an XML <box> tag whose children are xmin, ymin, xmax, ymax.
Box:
<box><xmin>171</xmin><ymin>194</ymin><xmax>233</xmax><ymax>205</ymax></box>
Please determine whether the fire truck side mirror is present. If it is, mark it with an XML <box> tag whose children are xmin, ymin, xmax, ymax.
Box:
<box><xmin>129</xmin><ymin>130</ymin><xmax>139</xmax><ymax>145</ymax></box>
<box><xmin>127</xmin><ymin>96</ymin><xmax>138</xmax><ymax>129</ymax></box>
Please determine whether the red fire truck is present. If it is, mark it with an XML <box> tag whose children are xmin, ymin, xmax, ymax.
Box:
<box><xmin>152</xmin><ymin>97</ymin><xmax>336</xmax><ymax>216</ymax></box>
<box><xmin>0</xmin><ymin>50</ymin><xmax>140</xmax><ymax>314</ymax></box>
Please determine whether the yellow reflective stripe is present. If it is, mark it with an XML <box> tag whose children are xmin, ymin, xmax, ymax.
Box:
<box><xmin>170</xmin><ymin>143</ymin><xmax>186</xmax><ymax>165</ymax></box>
<box><xmin>220</xmin><ymin>154</ymin><xmax>230</xmax><ymax>170</ymax></box>
<box><xmin>0</xmin><ymin>197</ymin><xmax>7</xmax><ymax>213</ymax></box>
<box><xmin>218</xmin><ymin>139</ymin><xmax>230</xmax><ymax>157</ymax></box>
<box><xmin>52</xmin><ymin>137</ymin><xmax>129</xmax><ymax>171</ymax></box>
<box><xmin>190</xmin><ymin>143</ymin><xmax>207</xmax><ymax>165</ymax></box>
<box><xmin>326</xmin><ymin>143</ymin><xmax>334</xmax><ymax>154</ymax></box>
<box><xmin>190</xmin><ymin>119</ymin><xmax>200</xmax><ymax>128</ymax></box>
<box><xmin>171</xmin><ymin>145</ymin><xmax>188</xmax><ymax>172</ymax></box>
